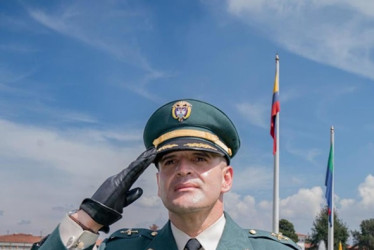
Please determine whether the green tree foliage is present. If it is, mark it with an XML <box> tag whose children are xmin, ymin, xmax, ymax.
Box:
<box><xmin>279</xmin><ymin>218</ymin><xmax>299</xmax><ymax>242</ymax></box>
<box><xmin>352</xmin><ymin>218</ymin><xmax>374</xmax><ymax>249</ymax></box>
<box><xmin>309</xmin><ymin>206</ymin><xmax>349</xmax><ymax>249</ymax></box>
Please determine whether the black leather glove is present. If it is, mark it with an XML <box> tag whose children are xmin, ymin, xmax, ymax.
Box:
<box><xmin>80</xmin><ymin>147</ymin><xmax>157</xmax><ymax>231</ymax></box>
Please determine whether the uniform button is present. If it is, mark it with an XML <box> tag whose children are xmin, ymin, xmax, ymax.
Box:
<box><xmin>151</xmin><ymin>231</ymin><xmax>158</xmax><ymax>236</ymax></box>
<box><xmin>77</xmin><ymin>241</ymin><xmax>85</xmax><ymax>249</ymax></box>
<box><xmin>249</xmin><ymin>229</ymin><xmax>257</xmax><ymax>235</ymax></box>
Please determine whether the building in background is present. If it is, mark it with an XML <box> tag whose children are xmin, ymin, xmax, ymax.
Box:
<box><xmin>0</xmin><ymin>233</ymin><xmax>42</xmax><ymax>250</ymax></box>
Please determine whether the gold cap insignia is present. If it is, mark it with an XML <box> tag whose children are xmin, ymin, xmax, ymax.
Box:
<box><xmin>172</xmin><ymin>101</ymin><xmax>192</xmax><ymax>122</ymax></box>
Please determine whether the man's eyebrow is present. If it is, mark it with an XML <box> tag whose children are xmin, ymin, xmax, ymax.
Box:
<box><xmin>159</xmin><ymin>154</ymin><xmax>176</xmax><ymax>162</ymax></box>
<box><xmin>192</xmin><ymin>151</ymin><xmax>211</xmax><ymax>157</ymax></box>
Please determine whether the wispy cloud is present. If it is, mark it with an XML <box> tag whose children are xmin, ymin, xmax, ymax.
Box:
<box><xmin>285</xmin><ymin>142</ymin><xmax>323</xmax><ymax>165</ymax></box>
<box><xmin>226</xmin><ymin>0</ymin><xmax>374</xmax><ymax>80</ymax></box>
<box><xmin>0</xmin><ymin>43</ymin><xmax>38</xmax><ymax>53</ymax></box>
<box><xmin>236</xmin><ymin>102</ymin><xmax>268</xmax><ymax>128</ymax></box>
<box><xmin>121</xmin><ymin>69</ymin><xmax>172</xmax><ymax>103</ymax></box>
<box><xmin>232</xmin><ymin>165</ymin><xmax>273</xmax><ymax>191</ymax></box>
<box><xmin>17</xmin><ymin>220</ymin><xmax>31</xmax><ymax>226</ymax></box>
<box><xmin>27</xmin><ymin>3</ymin><xmax>168</xmax><ymax>102</ymax></box>
<box><xmin>28</xmin><ymin>8</ymin><xmax>150</xmax><ymax>70</ymax></box>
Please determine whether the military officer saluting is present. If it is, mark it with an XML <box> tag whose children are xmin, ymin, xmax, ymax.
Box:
<box><xmin>33</xmin><ymin>99</ymin><xmax>300</xmax><ymax>250</ymax></box>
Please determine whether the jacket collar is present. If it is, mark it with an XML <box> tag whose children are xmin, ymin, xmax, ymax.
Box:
<box><xmin>146</xmin><ymin>212</ymin><xmax>252</xmax><ymax>250</ymax></box>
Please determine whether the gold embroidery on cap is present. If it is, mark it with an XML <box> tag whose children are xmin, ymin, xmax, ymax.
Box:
<box><xmin>153</xmin><ymin>129</ymin><xmax>232</xmax><ymax>156</ymax></box>
<box><xmin>157</xmin><ymin>144</ymin><xmax>178</xmax><ymax>152</ymax></box>
<box><xmin>184</xmin><ymin>143</ymin><xmax>217</xmax><ymax>151</ymax></box>
<box><xmin>172</xmin><ymin>101</ymin><xmax>192</xmax><ymax>122</ymax></box>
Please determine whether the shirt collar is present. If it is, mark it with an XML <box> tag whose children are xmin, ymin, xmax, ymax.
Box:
<box><xmin>170</xmin><ymin>214</ymin><xmax>226</xmax><ymax>250</ymax></box>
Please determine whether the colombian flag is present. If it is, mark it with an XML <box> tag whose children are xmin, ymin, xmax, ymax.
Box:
<box><xmin>270</xmin><ymin>61</ymin><xmax>280</xmax><ymax>155</ymax></box>
<box><xmin>325</xmin><ymin>144</ymin><xmax>334</xmax><ymax>227</ymax></box>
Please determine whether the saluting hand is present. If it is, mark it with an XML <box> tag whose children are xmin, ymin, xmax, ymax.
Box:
<box><xmin>80</xmin><ymin>147</ymin><xmax>157</xmax><ymax>231</ymax></box>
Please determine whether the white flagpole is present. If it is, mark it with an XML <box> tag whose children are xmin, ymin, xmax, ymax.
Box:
<box><xmin>328</xmin><ymin>126</ymin><xmax>334</xmax><ymax>250</ymax></box>
<box><xmin>272</xmin><ymin>55</ymin><xmax>280</xmax><ymax>233</ymax></box>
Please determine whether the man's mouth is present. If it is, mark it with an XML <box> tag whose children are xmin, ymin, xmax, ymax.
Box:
<box><xmin>174</xmin><ymin>182</ymin><xmax>199</xmax><ymax>191</ymax></box>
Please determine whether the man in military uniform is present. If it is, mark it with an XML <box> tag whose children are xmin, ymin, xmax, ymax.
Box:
<box><xmin>33</xmin><ymin>99</ymin><xmax>300</xmax><ymax>250</ymax></box>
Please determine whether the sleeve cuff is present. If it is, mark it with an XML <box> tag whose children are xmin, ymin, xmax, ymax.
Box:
<box><xmin>59</xmin><ymin>214</ymin><xmax>99</xmax><ymax>249</ymax></box>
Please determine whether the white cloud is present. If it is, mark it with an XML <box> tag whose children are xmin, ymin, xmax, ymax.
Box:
<box><xmin>337</xmin><ymin>174</ymin><xmax>374</xmax><ymax>231</ymax></box>
<box><xmin>226</xmin><ymin>0</ymin><xmax>374</xmax><ymax>80</ymax></box>
<box><xmin>280</xmin><ymin>187</ymin><xmax>323</xmax><ymax>216</ymax></box>
<box><xmin>0</xmin><ymin>118</ymin><xmax>150</xmax><ymax>234</ymax></box>
<box><xmin>357</xmin><ymin>174</ymin><xmax>374</xmax><ymax>208</ymax></box>
<box><xmin>339</xmin><ymin>174</ymin><xmax>374</xmax><ymax>210</ymax></box>
<box><xmin>1</xmin><ymin>116</ymin><xmax>372</xmax><ymax>236</ymax></box>
<box><xmin>225</xmin><ymin>186</ymin><xmax>324</xmax><ymax>233</ymax></box>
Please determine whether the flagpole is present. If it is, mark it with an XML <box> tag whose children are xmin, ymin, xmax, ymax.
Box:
<box><xmin>328</xmin><ymin>126</ymin><xmax>334</xmax><ymax>250</ymax></box>
<box><xmin>272</xmin><ymin>54</ymin><xmax>280</xmax><ymax>233</ymax></box>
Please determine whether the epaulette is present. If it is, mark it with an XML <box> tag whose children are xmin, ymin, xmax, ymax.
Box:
<box><xmin>246</xmin><ymin>229</ymin><xmax>300</xmax><ymax>249</ymax></box>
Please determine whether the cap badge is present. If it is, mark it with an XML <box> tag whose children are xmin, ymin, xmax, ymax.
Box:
<box><xmin>172</xmin><ymin>101</ymin><xmax>192</xmax><ymax>122</ymax></box>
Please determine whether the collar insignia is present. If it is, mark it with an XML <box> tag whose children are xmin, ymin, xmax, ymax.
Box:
<box><xmin>172</xmin><ymin>101</ymin><xmax>192</xmax><ymax>122</ymax></box>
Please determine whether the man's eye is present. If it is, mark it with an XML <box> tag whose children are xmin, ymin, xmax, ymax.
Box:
<box><xmin>164</xmin><ymin>159</ymin><xmax>176</xmax><ymax>166</ymax></box>
<box><xmin>195</xmin><ymin>157</ymin><xmax>207</xmax><ymax>162</ymax></box>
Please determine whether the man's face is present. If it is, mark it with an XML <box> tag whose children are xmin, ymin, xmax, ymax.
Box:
<box><xmin>156</xmin><ymin>150</ymin><xmax>233</xmax><ymax>215</ymax></box>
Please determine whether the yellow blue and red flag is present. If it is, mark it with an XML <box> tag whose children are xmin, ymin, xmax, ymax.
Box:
<box><xmin>270</xmin><ymin>60</ymin><xmax>280</xmax><ymax>155</ymax></box>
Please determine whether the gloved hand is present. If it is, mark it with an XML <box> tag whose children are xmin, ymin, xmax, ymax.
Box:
<box><xmin>80</xmin><ymin>147</ymin><xmax>157</xmax><ymax>231</ymax></box>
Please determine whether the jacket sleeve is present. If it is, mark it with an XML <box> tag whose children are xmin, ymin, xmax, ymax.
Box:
<box><xmin>31</xmin><ymin>214</ymin><xmax>99</xmax><ymax>250</ymax></box>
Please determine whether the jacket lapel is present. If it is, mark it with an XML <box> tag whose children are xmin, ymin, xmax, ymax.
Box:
<box><xmin>146</xmin><ymin>221</ymin><xmax>178</xmax><ymax>250</ymax></box>
<box><xmin>216</xmin><ymin>212</ymin><xmax>253</xmax><ymax>250</ymax></box>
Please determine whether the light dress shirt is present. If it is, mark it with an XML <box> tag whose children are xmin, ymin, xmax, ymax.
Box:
<box><xmin>60</xmin><ymin>214</ymin><xmax>99</xmax><ymax>249</ymax></box>
<box><xmin>170</xmin><ymin>214</ymin><xmax>226</xmax><ymax>250</ymax></box>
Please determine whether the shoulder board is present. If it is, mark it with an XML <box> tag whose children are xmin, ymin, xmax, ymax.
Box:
<box><xmin>246</xmin><ymin>229</ymin><xmax>300</xmax><ymax>250</ymax></box>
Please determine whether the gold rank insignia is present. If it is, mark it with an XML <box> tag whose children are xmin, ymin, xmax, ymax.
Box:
<box><xmin>172</xmin><ymin>101</ymin><xmax>192</xmax><ymax>122</ymax></box>
<box><xmin>271</xmin><ymin>232</ymin><xmax>289</xmax><ymax>241</ymax></box>
<box><xmin>121</xmin><ymin>229</ymin><xmax>139</xmax><ymax>236</ymax></box>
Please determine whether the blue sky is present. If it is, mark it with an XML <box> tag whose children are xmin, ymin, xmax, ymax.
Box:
<box><xmin>1</xmin><ymin>0</ymin><xmax>374</xmax><ymax>239</ymax></box>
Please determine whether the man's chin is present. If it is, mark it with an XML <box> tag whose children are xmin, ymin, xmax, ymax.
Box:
<box><xmin>165</xmin><ymin>198</ymin><xmax>205</xmax><ymax>213</ymax></box>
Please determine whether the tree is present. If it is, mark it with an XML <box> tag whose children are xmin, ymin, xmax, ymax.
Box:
<box><xmin>279</xmin><ymin>219</ymin><xmax>299</xmax><ymax>242</ymax></box>
<box><xmin>352</xmin><ymin>218</ymin><xmax>374</xmax><ymax>250</ymax></box>
<box><xmin>309</xmin><ymin>206</ymin><xmax>349</xmax><ymax>249</ymax></box>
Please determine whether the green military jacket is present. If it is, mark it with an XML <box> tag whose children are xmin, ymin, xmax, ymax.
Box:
<box><xmin>33</xmin><ymin>212</ymin><xmax>300</xmax><ymax>249</ymax></box>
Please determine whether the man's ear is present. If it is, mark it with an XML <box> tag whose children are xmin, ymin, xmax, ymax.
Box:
<box><xmin>222</xmin><ymin>166</ymin><xmax>233</xmax><ymax>193</ymax></box>
<box><xmin>156</xmin><ymin>172</ymin><xmax>161</xmax><ymax>197</ymax></box>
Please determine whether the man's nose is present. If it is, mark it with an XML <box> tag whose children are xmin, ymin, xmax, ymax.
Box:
<box><xmin>176</xmin><ymin>158</ymin><xmax>193</xmax><ymax>176</ymax></box>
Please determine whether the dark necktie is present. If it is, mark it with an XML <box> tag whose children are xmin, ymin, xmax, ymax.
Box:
<box><xmin>184</xmin><ymin>238</ymin><xmax>202</xmax><ymax>250</ymax></box>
